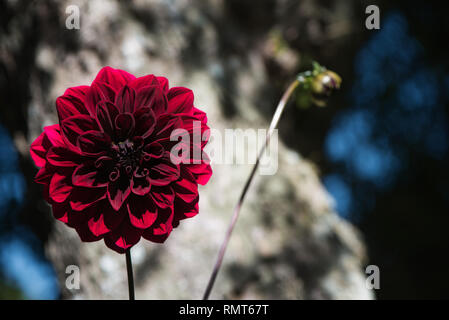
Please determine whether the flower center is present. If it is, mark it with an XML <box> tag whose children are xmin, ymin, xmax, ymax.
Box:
<box><xmin>110</xmin><ymin>139</ymin><xmax>144</xmax><ymax>179</ymax></box>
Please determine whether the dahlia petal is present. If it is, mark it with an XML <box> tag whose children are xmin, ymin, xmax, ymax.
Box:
<box><xmin>95</xmin><ymin>155</ymin><xmax>113</xmax><ymax>170</ymax></box>
<box><xmin>49</xmin><ymin>172</ymin><xmax>72</xmax><ymax>203</ymax></box>
<box><xmin>85</xmin><ymin>82</ymin><xmax>116</xmax><ymax>116</ymax></box>
<box><xmin>56</xmin><ymin>86</ymin><xmax>91</xmax><ymax>120</ymax></box>
<box><xmin>144</xmin><ymin>141</ymin><xmax>164</xmax><ymax>158</ymax></box>
<box><xmin>30</xmin><ymin>132</ymin><xmax>47</xmax><ymax>167</ymax></box>
<box><xmin>63</xmin><ymin>86</ymin><xmax>90</xmax><ymax>106</ymax></box>
<box><xmin>75</xmin><ymin>224</ymin><xmax>103</xmax><ymax>242</ymax></box>
<box><xmin>81</xmin><ymin>200</ymin><xmax>125</xmax><ymax>231</ymax></box>
<box><xmin>131</xmin><ymin>174</ymin><xmax>151</xmax><ymax>196</ymax></box>
<box><xmin>52</xmin><ymin>203</ymin><xmax>70</xmax><ymax>223</ymax></box>
<box><xmin>187</xmin><ymin>162</ymin><xmax>213</xmax><ymax>185</ymax></box>
<box><xmin>77</xmin><ymin>130</ymin><xmax>110</xmax><ymax>155</ymax></box>
<box><xmin>153</xmin><ymin>115</ymin><xmax>183</xmax><ymax>140</ymax></box>
<box><xmin>61</xmin><ymin>114</ymin><xmax>99</xmax><ymax>147</ymax></box>
<box><xmin>153</xmin><ymin>218</ymin><xmax>173</xmax><ymax>235</ymax></box>
<box><xmin>174</xmin><ymin>195</ymin><xmax>199</xmax><ymax>221</ymax></box>
<box><xmin>149</xmin><ymin>153</ymin><xmax>180</xmax><ymax>186</ymax></box>
<box><xmin>193</xmin><ymin>106</ymin><xmax>208</xmax><ymax>125</ymax></box>
<box><xmin>56</xmin><ymin>96</ymin><xmax>86</xmax><ymax>121</ymax></box>
<box><xmin>151</xmin><ymin>186</ymin><xmax>174</xmax><ymax>209</ymax></box>
<box><xmin>65</xmin><ymin>204</ymin><xmax>95</xmax><ymax>227</ymax></box>
<box><xmin>96</xmin><ymin>101</ymin><xmax>119</xmax><ymax>139</ymax></box>
<box><xmin>132</xmin><ymin>136</ymin><xmax>144</xmax><ymax>149</ymax></box>
<box><xmin>115</xmin><ymin>85</ymin><xmax>136</xmax><ymax>113</ymax></box>
<box><xmin>70</xmin><ymin>187</ymin><xmax>107</xmax><ymax>211</ymax></box>
<box><xmin>72</xmin><ymin>162</ymin><xmax>108</xmax><ymax>188</ymax></box>
<box><xmin>93</xmin><ymin>67</ymin><xmax>135</xmax><ymax>91</ymax></box>
<box><xmin>46</xmin><ymin>147</ymin><xmax>78</xmax><ymax>167</ymax></box>
<box><xmin>142</xmin><ymin>206</ymin><xmax>174</xmax><ymax>243</ymax></box>
<box><xmin>127</xmin><ymin>195</ymin><xmax>158</xmax><ymax>229</ymax></box>
<box><xmin>96</xmin><ymin>82</ymin><xmax>117</xmax><ymax>102</ymax></box>
<box><xmin>128</xmin><ymin>74</ymin><xmax>158</xmax><ymax>90</ymax></box>
<box><xmin>104</xmin><ymin>220</ymin><xmax>142</xmax><ymax>253</ymax></box>
<box><xmin>35</xmin><ymin>167</ymin><xmax>53</xmax><ymax>184</ymax></box>
<box><xmin>88</xmin><ymin>214</ymin><xmax>110</xmax><ymax>237</ymax></box>
<box><xmin>135</xmin><ymin>85</ymin><xmax>167</xmax><ymax>116</ymax></box>
<box><xmin>167</xmin><ymin>87</ymin><xmax>194</xmax><ymax>115</ymax></box>
<box><xmin>173</xmin><ymin>168</ymin><xmax>198</xmax><ymax>203</ymax></box>
<box><xmin>107</xmin><ymin>175</ymin><xmax>132</xmax><ymax>211</ymax></box>
<box><xmin>115</xmin><ymin>113</ymin><xmax>135</xmax><ymax>141</ymax></box>
<box><xmin>43</xmin><ymin>125</ymin><xmax>66</xmax><ymax>149</ymax></box>
<box><xmin>177</xmin><ymin>114</ymin><xmax>207</xmax><ymax>136</ymax></box>
<box><xmin>102</xmin><ymin>203</ymin><xmax>127</xmax><ymax>230</ymax></box>
<box><xmin>54</xmin><ymin>203</ymin><xmax>91</xmax><ymax>227</ymax></box>
<box><xmin>133</xmin><ymin>107</ymin><xmax>156</xmax><ymax>139</ymax></box>
<box><xmin>157</xmin><ymin>76</ymin><xmax>169</xmax><ymax>93</ymax></box>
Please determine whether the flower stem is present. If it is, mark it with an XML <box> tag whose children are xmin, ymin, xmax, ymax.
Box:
<box><xmin>202</xmin><ymin>79</ymin><xmax>302</xmax><ymax>300</ymax></box>
<box><xmin>125</xmin><ymin>248</ymin><xmax>135</xmax><ymax>300</ymax></box>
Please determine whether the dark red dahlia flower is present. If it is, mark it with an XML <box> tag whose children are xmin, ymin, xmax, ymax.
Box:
<box><xmin>30</xmin><ymin>67</ymin><xmax>212</xmax><ymax>253</ymax></box>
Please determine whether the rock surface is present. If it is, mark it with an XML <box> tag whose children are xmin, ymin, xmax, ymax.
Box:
<box><xmin>2</xmin><ymin>0</ymin><xmax>373</xmax><ymax>299</ymax></box>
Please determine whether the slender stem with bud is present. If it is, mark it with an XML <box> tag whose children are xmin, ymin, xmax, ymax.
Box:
<box><xmin>126</xmin><ymin>248</ymin><xmax>135</xmax><ymax>300</ymax></box>
<box><xmin>202</xmin><ymin>63</ymin><xmax>341</xmax><ymax>300</ymax></box>
<box><xmin>202</xmin><ymin>79</ymin><xmax>302</xmax><ymax>300</ymax></box>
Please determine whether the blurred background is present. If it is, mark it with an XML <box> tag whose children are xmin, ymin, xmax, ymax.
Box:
<box><xmin>0</xmin><ymin>0</ymin><xmax>448</xmax><ymax>299</ymax></box>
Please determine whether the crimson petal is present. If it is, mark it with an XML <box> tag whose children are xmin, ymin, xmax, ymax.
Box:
<box><xmin>96</xmin><ymin>101</ymin><xmax>120</xmax><ymax>139</ymax></box>
<box><xmin>174</xmin><ymin>196</ymin><xmax>199</xmax><ymax>222</ymax></box>
<box><xmin>149</xmin><ymin>152</ymin><xmax>180</xmax><ymax>186</ymax></box>
<box><xmin>127</xmin><ymin>195</ymin><xmax>158</xmax><ymax>229</ymax></box>
<box><xmin>107</xmin><ymin>173</ymin><xmax>132</xmax><ymax>211</ymax></box>
<box><xmin>56</xmin><ymin>96</ymin><xmax>86</xmax><ymax>121</ymax></box>
<box><xmin>128</xmin><ymin>74</ymin><xmax>158</xmax><ymax>90</ymax></box>
<box><xmin>142</xmin><ymin>206</ymin><xmax>174</xmax><ymax>243</ymax></box>
<box><xmin>151</xmin><ymin>186</ymin><xmax>174</xmax><ymax>209</ymax></box>
<box><xmin>104</xmin><ymin>220</ymin><xmax>142</xmax><ymax>253</ymax></box>
<box><xmin>56</xmin><ymin>86</ymin><xmax>90</xmax><ymax>120</ymax></box>
<box><xmin>85</xmin><ymin>82</ymin><xmax>116</xmax><ymax>116</ymax></box>
<box><xmin>133</xmin><ymin>107</ymin><xmax>156</xmax><ymax>139</ymax></box>
<box><xmin>35</xmin><ymin>167</ymin><xmax>52</xmax><ymax>184</ymax></box>
<box><xmin>88</xmin><ymin>213</ymin><xmax>110</xmax><ymax>237</ymax></box>
<box><xmin>132</xmin><ymin>172</ymin><xmax>151</xmax><ymax>196</ymax></box>
<box><xmin>115</xmin><ymin>85</ymin><xmax>136</xmax><ymax>113</ymax></box>
<box><xmin>135</xmin><ymin>85</ymin><xmax>167</xmax><ymax>115</ymax></box>
<box><xmin>93</xmin><ymin>67</ymin><xmax>135</xmax><ymax>91</ymax></box>
<box><xmin>47</xmin><ymin>146</ymin><xmax>79</xmax><ymax>167</ymax></box>
<box><xmin>61</xmin><ymin>115</ymin><xmax>99</xmax><ymax>148</ymax></box>
<box><xmin>187</xmin><ymin>162</ymin><xmax>213</xmax><ymax>185</ymax></box>
<box><xmin>173</xmin><ymin>168</ymin><xmax>198</xmax><ymax>203</ymax></box>
<box><xmin>75</xmin><ymin>224</ymin><xmax>103</xmax><ymax>242</ymax></box>
<box><xmin>49</xmin><ymin>172</ymin><xmax>72</xmax><ymax>203</ymax></box>
<box><xmin>167</xmin><ymin>87</ymin><xmax>194</xmax><ymax>115</ymax></box>
<box><xmin>157</xmin><ymin>76</ymin><xmax>169</xmax><ymax>93</ymax></box>
<box><xmin>70</xmin><ymin>187</ymin><xmax>107</xmax><ymax>211</ymax></box>
<box><xmin>63</xmin><ymin>86</ymin><xmax>89</xmax><ymax>108</ymax></box>
<box><xmin>72</xmin><ymin>162</ymin><xmax>108</xmax><ymax>188</ymax></box>
<box><xmin>144</xmin><ymin>141</ymin><xmax>164</xmax><ymax>158</ymax></box>
<box><xmin>115</xmin><ymin>113</ymin><xmax>135</xmax><ymax>141</ymax></box>
<box><xmin>77</xmin><ymin>130</ymin><xmax>110</xmax><ymax>155</ymax></box>
<box><xmin>30</xmin><ymin>132</ymin><xmax>47</xmax><ymax>168</ymax></box>
<box><xmin>43</xmin><ymin>125</ymin><xmax>66</xmax><ymax>149</ymax></box>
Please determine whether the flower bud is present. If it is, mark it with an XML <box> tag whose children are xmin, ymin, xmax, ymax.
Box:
<box><xmin>311</xmin><ymin>71</ymin><xmax>342</xmax><ymax>96</ymax></box>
